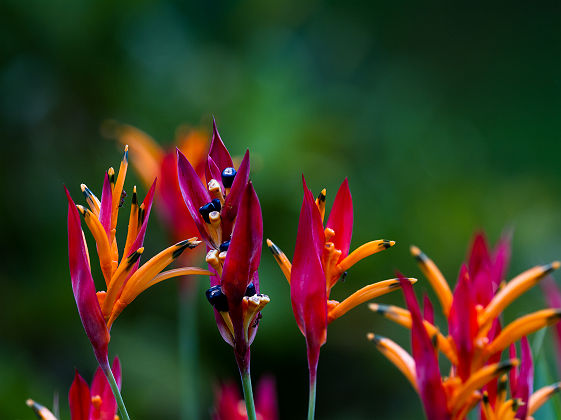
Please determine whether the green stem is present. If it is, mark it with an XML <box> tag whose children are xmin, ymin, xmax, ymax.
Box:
<box><xmin>240</xmin><ymin>369</ymin><xmax>257</xmax><ymax>420</ymax></box>
<box><xmin>179</xmin><ymin>280</ymin><xmax>199</xmax><ymax>420</ymax></box>
<box><xmin>307</xmin><ymin>373</ymin><xmax>317</xmax><ymax>420</ymax></box>
<box><xmin>104</xmin><ymin>364</ymin><xmax>131</xmax><ymax>420</ymax></box>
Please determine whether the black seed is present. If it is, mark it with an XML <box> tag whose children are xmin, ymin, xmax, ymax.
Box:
<box><xmin>245</xmin><ymin>283</ymin><xmax>256</xmax><ymax>297</ymax></box>
<box><xmin>221</xmin><ymin>167</ymin><xmax>237</xmax><ymax>188</ymax></box>
<box><xmin>211</xmin><ymin>198</ymin><xmax>222</xmax><ymax>212</ymax></box>
<box><xmin>205</xmin><ymin>285</ymin><xmax>229</xmax><ymax>312</ymax></box>
<box><xmin>219</xmin><ymin>240</ymin><xmax>231</xmax><ymax>252</ymax></box>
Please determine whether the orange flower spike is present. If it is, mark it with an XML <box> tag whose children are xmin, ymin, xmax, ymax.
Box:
<box><xmin>410</xmin><ymin>245</ymin><xmax>453</xmax><ymax>316</ymax></box>
<box><xmin>26</xmin><ymin>400</ymin><xmax>58</xmax><ymax>420</ymax></box>
<box><xmin>66</xmin><ymin>148</ymin><xmax>210</xmax><ymax>371</ymax></box>
<box><xmin>528</xmin><ymin>382</ymin><xmax>561</xmax><ymax>415</ymax></box>
<box><xmin>479</xmin><ymin>261</ymin><xmax>561</xmax><ymax>332</ymax></box>
<box><xmin>367</xmin><ymin>333</ymin><xmax>418</xmax><ymax>391</ymax></box>
<box><xmin>266</xmin><ymin>239</ymin><xmax>291</xmax><ymax>283</ymax></box>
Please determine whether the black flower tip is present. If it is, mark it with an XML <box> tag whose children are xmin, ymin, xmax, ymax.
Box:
<box><xmin>221</xmin><ymin>167</ymin><xmax>237</xmax><ymax>188</ymax></box>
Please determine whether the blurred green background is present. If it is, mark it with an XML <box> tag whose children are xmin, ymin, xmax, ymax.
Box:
<box><xmin>2</xmin><ymin>1</ymin><xmax>561</xmax><ymax>419</ymax></box>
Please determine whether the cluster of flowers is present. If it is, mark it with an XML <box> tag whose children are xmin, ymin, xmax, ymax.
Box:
<box><xmin>27</xmin><ymin>120</ymin><xmax>561</xmax><ymax>420</ymax></box>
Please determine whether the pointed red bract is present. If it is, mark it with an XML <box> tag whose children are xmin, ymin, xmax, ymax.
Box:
<box><xmin>221</xmin><ymin>150</ymin><xmax>251</xmax><ymax>238</ymax></box>
<box><xmin>206</xmin><ymin>156</ymin><xmax>224</xmax><ymax>191</ymax></box>
<box><xmin>177</xmin><ymin>148</ymin><xmax>213</xmax><ymax>245</ymax></box>
<box><xmin>291</xmin><ymin>179</ymin><xmax>328</xmax><ymax>378</ymax></box>
<box><xmin>400</xmin><ymin>276</ymin><xmax>450</xmax><ymax>420</ymax></box>
<box><xmin>514</xmin><ymin>336</ymin><xmax>533</xmax><ymax>420</ymax></box>
<box><xmin>542</xmin><ymin>276</ymin><xmax>561</xmax><ymax>375</ymax></box>
<box><xmin>98</xmin><ymin>173</ymin><xmax>112</xmax><ymax>239</ymax></box>
<box><xmin>325</xmin><ymin>178</ymin><xmax>353</xmax><ymax>261</ymax></box>
<box><xmin>423</xmin><ymin>294</ymin><xmax>434</xmax><ymax>324</ymax></box>
<box><xmin>90</xmin><ymin>357</ymin><xmax>121</xmax><ymax>420</ymax></box>
<box><xmin>210</xmin><ymin>119</ymin><xmax>234</xmax><ymax>170</ymax></box>
<box><xmin>69</xmin><ymin>371</ymin><xmax>91</xmax><ymax>420</ymax></box>
<box><xmin>66</xmin><ymin>187</ymin><xmax>110</xmax><ymax>367</ymax></box>
<box><xmin>222</xmin><ymin>181</ymin><xmax>263</xmax><ymax>303</ymax></box>
<box><xmin>448</xmin><ymin>265</ymin><xmax>478</xmax><ymax>382</ymax></box>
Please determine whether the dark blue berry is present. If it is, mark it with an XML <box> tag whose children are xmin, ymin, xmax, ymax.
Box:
<box><xmin>219</xmin><ymin>240</ymin><xmax>231</xmax><ymax>252</ymax></box>
<box><xmin>211</xmin><ymin>198</ymin><xmax>222</xmax><ymax>212</ymax></box>
<box><xmin>245</xmin><ymin>282</ymin><xmax>257</xmax><ymax>297</ymax></box>
<box><xmin>205</xmin><ymin>285</ymin><xmax>229</xmax><ymax>312</ymax></box>
<box><xmin>198</xmin><ymin>202</ymin><xmax>214</xmax><ymax>223</ymax></box>
<box><xmin>221</xmin><ymin>167</ymin><xmax>237</xmax><ymax>188</ymax></box>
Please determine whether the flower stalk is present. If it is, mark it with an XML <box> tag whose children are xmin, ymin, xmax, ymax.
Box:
<box><xmin>103</xmin><ymin>363</ymin><xmax>130</xmax><ymax>420</ymax></box>
<box><xmin>240</xmin><ymin>369</ymin><xmax>257</xmax><ymax>420</ymax></box>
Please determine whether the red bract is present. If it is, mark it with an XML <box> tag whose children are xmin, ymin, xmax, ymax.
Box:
<box><xmin>290</xmin><ymin>180</ymin><xmax>328</xmax><ymax>379</ymax></box>
<box><xmin>27</xmin><ymin>358</ymin><xmax>121</xmax><ymax>420</ymax></box>
<box><xmin>400</xmin><ymin>276</ymin><xmax>450</xmax><ymax>420</ymax></box>
<box><xmin>212</xmin><ymin>377</ymin><xmax>278</xmax><ymax>420</ymax></box>
<box><xmin>177</xmin><ymin>121</ymin><xmax>268</xmax><ymax>373</ymax></box>
<box><xmin>66</xmin><ymin>187</ymin><xmax>110</xmax><ymax>368</ymax></box>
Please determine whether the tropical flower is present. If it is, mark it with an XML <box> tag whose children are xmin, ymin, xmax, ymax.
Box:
<box><xmin>267</xmin><ymin>177</ymin><xmax>413</xmax><ymax>419</ymax></box>
<box><xmin>104</xmin><ymin>121</ymin><xmax>208</xmax><ymax>246</ymax></box>
<box><xmin>177</xmin><ymin>121</ymin><xmax>267</xmax><ymax>419</ymax></box>
<box><xmin>212</xmin><ymin>376</ymin><xmax>278</xmax><ymax>420</ymax></box>
<box><xmin>27</xmin><ymin>358</ymin><xmax>122</xmax><ymax>420</ymax></box>
<box><xmin>369</xmin><ymin>233</ymin><xmax>561</xmax><ymax>419</ymax></box>
<box><xmin>65</xmin><ymin>147</ymin><xmax>210</xmax><ymax>373</ymax></box>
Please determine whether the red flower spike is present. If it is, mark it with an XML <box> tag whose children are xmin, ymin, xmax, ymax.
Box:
<box><xmin>222</xmin><ymin>181</ymin><xmax>263</xmax><ymax>303</ymax></box>
<box><xmin>69</xmin><ymin>371</ymin><xmax>91</xmax><ymax>420</ymax></box>
<box><xmin>210</xmin><ymin>118</ymin><xmax>235</xmax><ymax>170</ymax></box>
<box><xmin>66</xmin><ymin>187</ymin><xmax>110</xmax><ymax>367</ymax></box>
<box><xmin>514</xmin><ymin>336</ymin><xmax>534</xmax><ymax>420</ymax></box>
<box><xmin>448</xmin><ymin>265</ymin><xmax>478</xmax><ymax>382</ymax></box>
<box><xmin>490</xmin><ymin>233</ymin><xmax>511</xmax><ymax>288</ymax></box>
<box><xmin>291</xmin><ymin>180</ymin><xmax>328</xmax><ymax>378</ymax></box>
<box><xmin>325</xmin><ymin>178</ymin><xmax>353</xmax><ymax>261</ymax></box>
<box><xmin>399</xmin><ymin>275</ymin><xmax>450</xmax><ymax>420</ymax></box>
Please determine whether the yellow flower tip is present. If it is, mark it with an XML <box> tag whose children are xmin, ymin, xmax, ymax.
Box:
<box><xmin>550</xmin><ymin>261</ymin><xmax>561</xmax><ymax>271</ymax></box>
<box><xmin>76</xmin><ymin>204</ymin><xmax>86</xmax><ymax>215</ymax></box>
<box><xmin>319</xmin><ymin>188</ymin><xmax>327</xmax><ymax>199</ymax></box>
<box><xmin>123</xmin><ymin>144</ymin><xmax>129</xmax><ymax>152</ymax></box>
<box><xmin>266</xmin><ymin>238</ymin><xmax>273</xmax><ymax>247</ymax></box>
<box><xmin>366</xmin><ymin>332</ymin><xmax>375</xmax><ymax>341</ymax></box>
<box><xmin>410</xmin><ymin>245</ymin><xmax>421</xmax><ymax>256</ymax></box>
<box><xmin>26</xmin><ymin>399</ymin><xmax>35</xmax><ymax>408</ymax></box>
<box><xmin>387</xmin><ymin>240</ymin><xmax>396</xmax><ymax>248</ymax></box>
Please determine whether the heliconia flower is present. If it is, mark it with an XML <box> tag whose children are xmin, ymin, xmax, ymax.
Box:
<box><xmin>212</xmin><ymin>376</ymin><xmax>278</xmax><ymax>420</ymax></box>
<box><xmin>369</xmin><ymin>232</ymin><xmax>561</xmax><ymax>419</ymax></box>
<box><xmin>66</xmin><ymin>147</ymin><xmax>211</xmax><ymax>367</ymax></box>
<box><xmin>103</xmin><ymin>121</ymin><xmax>208</xmax><ymax>245</ymax></box>
<box><xmin>267</xmin><ymin>177</ymin><xmax>414</xmax><ymax>418</ymax></box>
<box><xmin>27</xmin><ymin>357</ymin><xmax>122</xmax><ymax>420</ymax></box>
<box><xmin>177</xmin><ymin>122</ymin><xmax>268</xmax><ymax>372</ymax></box>
<box><xmin>479</xmin><ymin>336</ymin><xmax>561</xmax><ymax>420</ymax></box>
